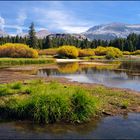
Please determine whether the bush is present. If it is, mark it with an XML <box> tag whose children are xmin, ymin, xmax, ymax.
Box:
<box><xmin>94</xmin><ymin>46</ymin><xmax>107</xmax><ymax>56</ymax></box>
<box><xmin>106</xmin><ymin>51</ymin><xmax>116</xmax><ymax>59</ymax></box>
<box><xmin>78</xmin><ymin>49</ymin><xmax>95</xmax><ymax>57</ymax></box>
<box><xmin>94</xmin><ymin>46</ymin><xmax>123</xmax><ymax>59</ymax></box>
<box><xmin>123</xmin><ymin>51</ymin><xmax>131</xmax><ymax>55</ymax></box>
<box><xmin>0</xmin><ymin>43</ymin><xmax>38</xmax><ymax>58</ymax></box>
<box><xmin>58</xmin><ymin>45</ymin><xmax>78</xmax><ymax>58</ymax></box>
<box><xmin>38</xmin><ymin>49</ymin><xmax>58</xmax><ymax>56</ymax></box>
<box><xmin>106</xmin><ymin>47</ymin><xmax>123</xmax><ymax>59</ymax></box>
<box><xmin>131</xmin><ymin>50</ymin><xmax>140</xmax><ymax>55</ymax></box>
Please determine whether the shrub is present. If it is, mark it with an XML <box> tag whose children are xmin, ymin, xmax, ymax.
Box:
<box><xmin>78</xmin><ymin>49</ymin><xmax>95</xmax><ymax>57</ymax></box>
<box><xmin>0</xmin><ymin>43</ymin><xmax>38</xmax><ymax>58</ymax></box>
<box><xmin>106</xmin><ymin>47</ymin><xmax>123</xmax><ymax>59</ymax></box>
<box><xmin>94</xmin><ymin>46</ymin><xmax>123</xmax><ymax>59</ymax></box>
<box><xmin>94</xmin><ymin>46</ymin><xmax>107</xmax><ymax>56</ymax></box>
<box><xmin>58</xmin><ymin>45</ymin><xmax>78</xmax><ymax>58</ymax></box>
<box><xmin>106</xmin><ymin>51</ymin><xmax>116</xmax><ymax>59</ymax></box>
<box><xmin>123</xmin><ymin>51</ymin><xmax>131</xmax><ymax>55</ymax></box>
<box><xmin>38</xmin><ymin>49</ymin><xmax>58</xmax><ymax>56</ymax></box>
<box><xmin>131</xmin><ymin>50</ymin><xmax>140</xmax><ymax>55</ymax></box>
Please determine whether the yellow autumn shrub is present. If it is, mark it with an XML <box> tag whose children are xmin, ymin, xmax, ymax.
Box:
<box><xmin>131</xmin><ymin>50</ymin><xmax>140</xmax><ymax>55</ymax></box>
<box><xmin>106</xmin><ymin>47</ymin><xmax>123</xmax><ymax>59</ymax></box>
<box><xmin>123</xmin><ymin>51</ymin><xmax>131</xmax><ymax>55</ymax></box>
<box><xmin>0</xmin><ymin>43</ymin><xmax>38</xmax><ymax>58</ymax></box>
<box><xmin>94</xmin><ymin>46</ymin><xmax>123</xmax><ymax>59</ymax></box>
<box><xmin>58</xmin><ymin>45</ymin><xmax>78</xmax><ymax>58</ymax></box>
<box><xmin>38</xmin><ymin>48</ymin><xmax>58</xmax><ymax>55</ymax></box>
<box><xmin>94</xmin><ymin>46</ymin><xmax>107</xmax><ymax>56</ymax></box>
<box><xmin>78</xmin><ymin>49</ymin><xmax>95</xmax><ymax>57</ymax></box>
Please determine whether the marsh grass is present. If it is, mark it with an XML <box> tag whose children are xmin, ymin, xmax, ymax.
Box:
<box><xmin>0</xmin><ymin>58</ymin><xmax>55</xmax><ymax>65</ymax></box>
<box><xmin>0</xmin><ymin>80</ymin><xmax>99</xmax><ymax>124</ymax></box>
<box><xmin>0</xmin><ymin>80</ymin><xmax>139</xmax><ymax>124</ymax></box>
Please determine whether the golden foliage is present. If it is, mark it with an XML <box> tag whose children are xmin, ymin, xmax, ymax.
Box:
<box><xmin>131</xmin><ymin>50</ymin><xmax>140</xmax><ymax>55</ymax></box>
<box><xmin>0</xmin><ymin>43</ymin><xmax>38</xmax><ymax>58</ymax></box>
<box><xmin>94</xmin><ymin>46</ymin><xmax>123</xmax><ymax>59</ymax></box>
<box><xmin>123</xmin><ymin>51</ymin><xmax>131</xmax><ymax>55</ymax></box>
<box><xmin>38</xmin><ymin>48</ymin><xmax>58</xmax><ymax>55</ymax></box>
<box><xmin>58</xmin><ymin>45</ymin><xmax>79</xmax><ymax>58</ymax></box>
<box><xmin>78</xmin><ymin>49</ymin><xmax>95</xmax><ymax>57</ymax></box>
<box><xmin>94</xmin><ymin>46</ymin><xmax>107</xmax><ymax>56</ymax></box>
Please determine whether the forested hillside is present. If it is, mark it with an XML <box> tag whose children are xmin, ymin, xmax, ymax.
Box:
<box><xmin>0</xmin><ymin>33</ymin><xmax>140</xmax><ymax>52</ymax></box>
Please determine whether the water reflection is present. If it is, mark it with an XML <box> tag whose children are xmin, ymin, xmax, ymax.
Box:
<box><xmin>38</xmin><ymin>61</ymin><xmax>140</xmax><ymax>91</ymax></box>
<box><xmin>0</xmin><ymin>113</ymin><xmax>140</xmax><ymax>139</ymax></box>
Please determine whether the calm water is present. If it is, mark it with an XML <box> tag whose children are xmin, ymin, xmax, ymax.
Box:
<box><xmin>0</xmin><ymin>113</ymin><xmax>140</xmax><ymax>139</ymax></box>
<box><xmin>38</xmin><ymin>61</ymin><xmax>140</xmax><ymax>92</ymax></box>
<box><xmin>0</xmin><ymin>61</ymin><xmax>140</xmax><ymax>139</ymax></box>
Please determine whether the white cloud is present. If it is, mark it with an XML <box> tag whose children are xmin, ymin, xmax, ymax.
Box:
<box><xmin>17</xmin><ymin>10</ymin><xmax>27</xmax><ymax>25</ymax></box>
<box><xmin>4</xmin><ymin>24</ymin><xmax>28</xmax><ymax>36</ymax></box>
<box><xmin>16</xmin><ymin>10</ymin><xmax>27</xmax><ymax>34</ymax></box>
<box><xmin>0</xmin><ymin>10</ymin><xmax>27</xmax><ymax>35</ymax></box>
<box><xmin>34</xmin><ymin>2</ymin><xmax>93</xmax><ymax>33</ymax></box>
<box><xmin>0</xmin><ymin>16</ymin><xmax>5</xmax><ymax>30</ymax></box>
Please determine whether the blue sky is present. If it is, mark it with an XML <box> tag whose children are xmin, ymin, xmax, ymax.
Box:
<box><xmin>0</xmin><ymin>1</ymin><xmax>140</xmax><ymax>35</ymax></box>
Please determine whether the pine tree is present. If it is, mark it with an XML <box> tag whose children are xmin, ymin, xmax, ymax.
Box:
<box><xmin>28</xmin><ymin>22</ymin><xmax>38</xmax><ymax>49</ymax></box>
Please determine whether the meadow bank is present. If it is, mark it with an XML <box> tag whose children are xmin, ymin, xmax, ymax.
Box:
<box><xmin>0</xmin><ymin>79</ymin><xmax>140</xmax><ymax>124</ymax></box>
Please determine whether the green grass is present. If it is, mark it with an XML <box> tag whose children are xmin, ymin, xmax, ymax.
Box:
<box><xmin>90</xmin><ymin>86</ymin><xmax>140</xmax><ymax>113</ymax></box>
<box><xmin>0</xmin><ymin>80</ymin><xmax>99</xmax><ymax>124</ymax></box>
<box><xmin>0</xmin><ymin>80</ymin><xmax>139</xmax><ymax>124</ymax></box>
<box><xmin>0</xmin><ymin>58</ymin><xmax>55</xmax><ymax>66</ymax></box>
<box><xmin>80</xmin><ymin>55</ymin><xmax>106</xmax><ymax>60</ymax></box>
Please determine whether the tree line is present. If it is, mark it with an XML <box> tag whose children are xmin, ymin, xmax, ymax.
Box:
<box><xmin>0</xmin><ymin>23</ymin><xmax>140</xmax><ymax>52</ymax></box>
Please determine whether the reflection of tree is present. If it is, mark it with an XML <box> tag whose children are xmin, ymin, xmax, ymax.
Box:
<box><xmin>58</xmin><ymin>63</ymin><xmax>79</xmax><ymax>74</ymax></box>
<box><xmin>79</xmin><ymin>62</ymin><xmax>121</xmax><ymax>71</ymax></box>
<box><xmin>119</xmin><ymin>61</ymin><xmax>140</xmax><ymax>73</ymax></box>
<box><xmin>39</xmin><ymin>69</ymin><xmax>58</xmax><ymax>76</ymax></box>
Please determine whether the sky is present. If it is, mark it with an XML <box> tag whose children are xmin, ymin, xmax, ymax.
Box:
<box><xmin>0</xmin><ymin>1</ymin><xmax>140</xmax><ymax>35</ymax></box>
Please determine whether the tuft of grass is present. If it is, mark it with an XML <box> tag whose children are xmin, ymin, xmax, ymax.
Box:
<box><xmin>0</xmin><ymin>80</ymin><xmax>99</xmax><ymax>124</ymax></box>
<box><xmin>71</xmin><ymin>89</ymin><xmax>98</xmax><ymax>123</ymax></box>
<box><xmin>121</xmin><ymin>100</ymin><xmax>129</xmax><ymax>109</ymax></box>
<box><xmin>10</xmin><ymin>82</ymin><xmax>22</xmax><ymax>90</ymax></box>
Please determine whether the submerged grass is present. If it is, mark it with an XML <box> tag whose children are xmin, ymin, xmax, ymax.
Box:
<box><xmin>0</xmin><ymin>80</ymin><xmax>99</xmax><ymax>124</ymax></box>
<box><xmin>0</xmin><ymin>58</ymin><xmax>55</xmax><ymax>65</ymax></box>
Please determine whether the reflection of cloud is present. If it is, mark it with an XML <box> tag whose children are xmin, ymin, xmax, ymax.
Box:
<box><xmin>0</xmin><ymin>16</ymin><xmax>5</xmax><ymax>30</ymax></box>
<box><xmin>34</xmin><ymin>2</ymin><xmax>92</xmax><ymax>33</ymax></box>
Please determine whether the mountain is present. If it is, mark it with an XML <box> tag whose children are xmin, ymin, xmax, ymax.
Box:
<box><xmin>18</xmin><ymin>30</ymin><xmax>87</xmax><ymax>40</ymax></box>
<box><xmin>48</xmin><ymin>33</ymin><xmax>87</xmax><ymax>40</ymax></box>
<box><xmin>36</xmin><ymin>30</ymin><xmax>50</xmax><ymax>39</ymax></box>
<box><xmin>83</xmin><ymin>22</ymin><xmax>140</xmax><ymax>40</ymax></box>
<box><xmin>17</xmin><ymin>29</ymin><xmax>50</xmax><ymax>39</ymax></box>
<box><xmin>0</xmin><ymin>30</ymin><xmax>8</xmax><ymax>37</ymax></box>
